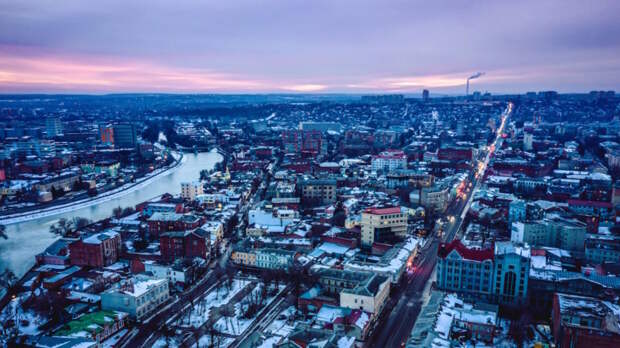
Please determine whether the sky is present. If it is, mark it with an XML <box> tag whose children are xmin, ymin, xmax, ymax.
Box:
<box><xmin>0</xmin><ymin>0</ymin><xmax>619</xmax><ymax>94</ymax></box>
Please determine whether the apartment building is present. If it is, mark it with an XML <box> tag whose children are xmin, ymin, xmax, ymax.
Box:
<box><xmin>437</xmin><ymin>240</ymin><xmax>530</xmax><ymax>306</ymax></box>
<box><xmin>361</xmin><ymin>206</ymin><xmax>407</xmax><ymax>247</ymax></box>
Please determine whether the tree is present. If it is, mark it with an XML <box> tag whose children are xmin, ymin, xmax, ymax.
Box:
<box><xmin>72</xmin><ymin>217</ymin><xmax>91</xmax><ymax>230</ymax></box>
<box><xmin>122</xmin><ymin>207</ymin><xmax>135</xmax><ymax>216</ymax></box>
<box><xmin>113</xmin><ymin>206</ymin><xmax>123</xmax><ymax>219</ymax></box>
<box><xmin>49</xmin><ymin>218</ymin><xmax>73</xmax><ymax>237</ymax></box>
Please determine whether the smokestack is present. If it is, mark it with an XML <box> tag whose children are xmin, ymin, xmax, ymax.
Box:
<box><xmin>466</xmin><ymin>72</ymin><xmax>485</xmax><ymax>95</ymax></box>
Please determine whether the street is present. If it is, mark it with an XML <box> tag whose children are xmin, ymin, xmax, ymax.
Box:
<box><xmin>369</xmin><ymin>103</ymin><xmax>511</xmax><ymax>347</ymax></box>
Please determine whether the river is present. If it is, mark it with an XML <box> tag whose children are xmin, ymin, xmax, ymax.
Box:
<box><xmin>0</xmin><ymin>151</ymin><xmax>223</xmax><ymax>277</ymax></box>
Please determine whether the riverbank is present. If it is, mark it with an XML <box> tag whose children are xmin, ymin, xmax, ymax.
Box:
<box><xmin>0</xmin><ymin>152</ymin><xmax>185</xmax><ymax>225</ymax></box>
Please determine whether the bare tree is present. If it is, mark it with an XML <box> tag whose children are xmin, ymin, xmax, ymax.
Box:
<box><xmin>113</xmin><ymin>206</ymin><xmax>123</xmax><ymax>219</ymax></box>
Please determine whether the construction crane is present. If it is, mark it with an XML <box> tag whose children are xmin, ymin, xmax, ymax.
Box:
<box><xmin>466</xmin><ymin>72</ymin><xmax>485</xmax><ymax>95</ymax></box>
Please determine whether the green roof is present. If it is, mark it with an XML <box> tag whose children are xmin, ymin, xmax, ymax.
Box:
<box><xmin>56</xmin><ymin>310</ymin><xmax>123</xmax><ymax>336</ymax></box>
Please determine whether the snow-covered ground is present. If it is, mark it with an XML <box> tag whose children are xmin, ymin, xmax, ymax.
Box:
<box><xmin>197</xmin><ymin>334</ymin><xmax>234</xmax><ymax>347</ymax></box>
<box><xmin>0</xmin><ymin>296</ymin><xmax>46</xmax><ymax>338</ymax></box>
<box><xmin>176</xmin><ymin>278</ymin><xmax>253</xmax><ymax>328</ymax></box>
<box><xmin>264</xmin><ymin>306</ymin><xmax>297</xmax><ymax>339</ymax></box>
<box><xmin>213</xmin><ymin>283</ymin><xmax>284</xmax><ymax>337</ymax></box>
<box><xmin>1</xmin><ymin>153</ymin><xmax>185</xmax><ymax>225</ymax></box>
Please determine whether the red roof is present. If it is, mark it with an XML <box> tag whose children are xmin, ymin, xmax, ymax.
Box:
<box><xmin>364</xmin><ymin>206</ymin><xmax>401</xmax><ymax>215</ymax></box>
<box><xmin>438</xmin><ymin>239</ymin><xmax>494</xmax><ymax>262</ymax></box>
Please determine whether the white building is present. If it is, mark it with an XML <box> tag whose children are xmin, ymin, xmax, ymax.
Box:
<box><xmin>144</xmin><ymin>261</ymin><xmax>190</xmax><ymax>285</ymax></box>
<box><xmin>181</xmin><ymin>181</ymin><xmax>204</xmax><ymax>200</ymax></box>
<box><xmin>371</xmin><ymin>150</ymin><xmax>407</xmax><ymax>172</ymax></box>
<box><xmin>101</xmin><ymin>275</ymin><xmax>169</xmax><ymax>321</ymax></box>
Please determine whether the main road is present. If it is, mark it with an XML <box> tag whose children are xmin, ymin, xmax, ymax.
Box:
<box><xmin>369</xmin><ymin>103</ymin><xmax>511</xmax><ymax>347</ymax></box>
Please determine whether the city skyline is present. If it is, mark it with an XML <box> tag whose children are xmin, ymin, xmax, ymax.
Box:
<box><xmin>1</xmin><ymin>0</ymin><xmax>620</xmax><ymax>94</ymax></box>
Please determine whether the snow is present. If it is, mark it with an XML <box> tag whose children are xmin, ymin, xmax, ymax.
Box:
<box><xmin>176</xmin><ymin>278</ymin><xmax>253</xmax><ymax>328</ymax></box>
<box><xmin>197</xmin><ymin>334</ymin><xmax>234</xmax><ymax>348</ymax></box>
<box><xmin>265</xmin><ymin>306</ymin><xmax>296</xmax><ymax>337</ymax></box>
<box><xmin>214</xmin><ymin>283</ymin><xmax>284</xmax><ymax>337</ymax></box>
<box><xmin>257</xmin><ymin>336</ymin><xmax>281</xmax><ymax>348</ymax></box>
<box><xmin>124</xmin><ymin>277</ymin><xmax>166</xmax><ymax>297</ymax></box>
<box><xmin>318</xmin><ymin>242</ymin><xmax>350</xmax><ymax>255</ymax></box>
<box><xmin>214</xmin><ymin>302</ymin><xmax>254</xmax><ymax>335</ymax></box>
<box><xmin>0</xmin><ymin>295</ymin><xmax>46</xmax><ymax>336</ymax></box>
<box><xmin>337</xmin><ymin>336</ymin><xmax>355</xmax><ymax>348</ymax></box>
<box><xmin>355</xmin><ymin>311</ymin><xmax>369</xmax><ymax>329</ymax></box>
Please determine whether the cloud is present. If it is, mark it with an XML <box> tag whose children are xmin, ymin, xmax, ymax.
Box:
<box><xmin>0</xmin><ymin>49</ymin><xmax>305</xmax><ymax>93</ymax></box>
<box><xmin>282</xmin><ymin>84</ymin><xmax>328</xmax><ymax>92</ymax></box>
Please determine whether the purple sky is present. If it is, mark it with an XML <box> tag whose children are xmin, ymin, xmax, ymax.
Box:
<box><xmin>1</xmin><ymin>0</ymin><xmax>619</xmax><ymax>94</ymax></box>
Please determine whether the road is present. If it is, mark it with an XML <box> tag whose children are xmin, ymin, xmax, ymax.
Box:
<box><xmin>369</xmin><ymin>103</ymin><xmax>512</xmax><ymax>347</ymax></box>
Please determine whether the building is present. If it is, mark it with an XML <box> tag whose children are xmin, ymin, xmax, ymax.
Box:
<box><xmin>141</xmin><ymin>202</ymin><xmax>183</xmax><ymax>218</ymax></box>
<box><xmin>201</xmin><ymin>220</ymin><xmax>224</xmax><ymax>242</ymax></box>
<box><xmin>299</xmin><ymin>122</ymin><xmax>342</xmax><ymax>133</ymax></box>
<box><xmin>344</xmin><ymin>237</ymin><xmax>419</xmax><ymax>283</ymax></box>
<box><xmin>255</xmin><ymin>248</ymin><xmax>297</xmax><ymax>270</ymax></box>
<box><xmin>552</xmin><ymin>293</ymin><xmax>620</xmax><ymax>348</ymax></box>
<box><xmin>231</xmin><ymin>246</ymin><xmax>257</xmax><ymax>267</ymax></box>
<box><xmin>181</xmin><ymin>181</ymin><xmax>204</xmax><ymax>200</ymax></box>
<box><xmin>511</xmin><ymin>216</ymin><xmax>587</xmax><ymax>251</ymax></box>
<box><xmin>159</xmin><ymin>228</ymin><xmax>211</xmax><ymax>262</ymax></box>
<box><xmin>340</xmin><ymin>273</ymin><xmax>390</xmax><ymax>314</ymax></box>
<box><xmin>422</xmin><ymin>89</ymin><xmax>429</xmax><ymax>101</ymax></box>
<box><xmin>54</xmin><ymin>310</ymin><xmax>128</xmax><ymax>345</ymax></box>
<box><xmin>585</xmin><ymin>237</ymin><xmax>620</xmax><ymax>264</ymax></box>
<box><xmin>523</xmin><ymin>129</ymin><xmax>533</xmax><ymax>151</ymax></box>
<box><xmin>69</xmin><ymin>231</ymin><xmax>122</xmax><ymax>268</ymax></box>
<box><xmin>300</xmin><ymin>178</ymin><xmax>337</xmax><ymax>206</ymax></box>
<box><xmin>35</xmin><ymin>171</ymin><xmax>80</xmax><ymax>193</ymax></box>
<box><xmin>419</xmin><ymin>184</ymin><xmax>450</xmax><ymax>213</ymax></box>
<box><xmin>101</xmin><ymin>275</ymin><xmax>169</xmax><ymax>321</ymax></box>
<box><xmin>282</xmin><ymin>130</ymin><xmax>302</xmax><ymax>154</ymax></box>
<box><xmin>144</xmin><ymin>261</ymin><xmax>194</xmax><ymax>286</ymax></box>
<box><xmin>437</xmin><ymin>240</ymin><xmax>530</xmax><ymax>305</ymax></box>
<box><xmin>407</xmin><ymin>291</ymin><xmax>499</xmax><ymax>347</ymax></box>
<box><xmin>147</xmin><ymin>212</ymin><xmax>201</xmax><ymax>238</ymax></box>
<box><xmin>45</xmin><ymin>117</ymin><xmax>63</xmax><ymax>138</ymax></box>
<box><xmin>113</xmin><ymin>123</ymin><xmax>137</xmax><ymax>149</ymax></box>
<box><xmin>371</xmin><ymin>150</ymin><xmax>407</xmax><ymax>172</ymax></box>
<box><xmin>99</xmin><ymin>124</ymin><xmax>114</xmax><ymax>146</ymax></box>
<box><xmin>361</xmin><ymin>207</ymin><xmax>407</xmax><ymax>247</ymax></box>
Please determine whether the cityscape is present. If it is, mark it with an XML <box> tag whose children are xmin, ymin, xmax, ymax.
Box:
<box><xmin>1</xmin><ymin>1</ymin><xmax>620</xmax><ymax>348</ymax></box>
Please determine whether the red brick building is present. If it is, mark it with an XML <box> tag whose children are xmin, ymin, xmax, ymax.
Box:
<box><xmin>69</xmin><ymin>231</ymin><xmax>121</xmax><ymax>267</ymax></box>
<box><xmin>160</xmin><ymin>228</ymin><xmax>211</xmax><ymax>262</ymax></box>
<box><xmin>147</xmin><ymin>212</ymin><xmax>201</xmax><ymax>238</ymax></box>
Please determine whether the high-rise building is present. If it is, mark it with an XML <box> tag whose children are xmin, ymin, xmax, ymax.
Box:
<box><xmin>113</xmin><ymin>123</ymin><xmax>137</xmax><ymax>149</ymax></box>
<box><xmin>361</xmin><ymin>207</ymin><xmax>407</xmax><ymax>247</ymax></box>
<box><xmin>422</xmin><ymin>89</ymin><xmax>429</xmax><ymax>101</ymax></box>
<box><xmin>45</xmin><ymin>117</ymin><xmax>63</xmax><ymax>138</ymax></box>
<box><xmin>99</xmin><ymin>124</ymin><xmax>115</xmax><ymax>146</ymax></box>
<box><xmin>523</xmin><ymin>130</ymin><xmax>533</xmax><ymax>151</ymax></box>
